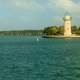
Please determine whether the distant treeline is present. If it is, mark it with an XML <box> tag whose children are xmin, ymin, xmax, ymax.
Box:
<box><xmin>43</xmin><ymin>25</ymin><xmax>80</xmax><ymax>35</ymax></box>
<box><xmin>0</xmin><ymin>25</ymin><xmax>80</xmax><ymax>36</ymax></box>
<box><xmin>0</xmin><ymin>30</ymin><xmax>43</xmax><ymax>36</ymax></box>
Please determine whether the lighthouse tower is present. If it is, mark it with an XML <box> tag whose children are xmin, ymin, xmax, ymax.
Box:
<box><xmin>63</xmin><ymin>15</ymin><xmax>72</xmax><ymax>37</ymax></box>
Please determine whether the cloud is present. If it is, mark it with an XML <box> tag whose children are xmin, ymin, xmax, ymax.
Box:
<box><xmin>48</xmin><ymin>0</ymin><xmax>80</xmax><ymax>13</ymax></box>
<box><xmin>0</xmin><ymin>0</ymin><xmax>79</xmax><ymax>13</ymax></box>
<box><xmin>0</xmin><ymin>0</ymin><xmax>79</xmax><ymax>30</ymax></box>
<box><xmin>0</xmin><ymin>0</ymin><xmax>80</xmax><ymax>13</ymax></box>
<box><xmin>9</xmin><ymin>0</ymin><xmax>44</xmax><ymax>11</ymax></box>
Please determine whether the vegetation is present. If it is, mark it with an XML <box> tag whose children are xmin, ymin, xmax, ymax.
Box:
<box><xmin>0</xmin><ymin>25</ymin><xmax>80</xmax><ymax>36</ymax></box>
<box><xmin>43</xmin><ymin>26</ymin><xmax>64</xmax><ymax>35</ymax></box>
<box><xmin>43</xmin><ymin>25</ymin><xmax>80</xmax><ymax>35</ymax></box>
<box><xmin>0</xmin><ymin>30</ymin><xmax>43</xmax><ymax>36</ymax></box>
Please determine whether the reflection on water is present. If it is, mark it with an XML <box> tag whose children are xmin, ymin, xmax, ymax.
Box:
<box><xmin>0</xmin><ymin>36</ymin><xmax>80</xmax><ymax>80</ymax></box>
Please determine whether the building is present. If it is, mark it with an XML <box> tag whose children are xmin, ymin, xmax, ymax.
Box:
<box><xmin>63</xmin><ymin>15</ymin><xmax>72</xmax><ymax>37</ymax></box>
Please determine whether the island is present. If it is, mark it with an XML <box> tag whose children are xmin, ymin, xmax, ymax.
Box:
<box><xmin>43</xmin><ymin>15</ymin><xmax>80</xmax><ymax>38</ymax></box>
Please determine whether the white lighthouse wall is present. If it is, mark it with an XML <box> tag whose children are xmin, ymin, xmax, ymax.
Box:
<box><xmin>64</xmin><ymin>17</ymin><xmax>72</xmax><ymax>37</ymax></box>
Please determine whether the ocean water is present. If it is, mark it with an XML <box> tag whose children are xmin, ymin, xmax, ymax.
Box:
<box><xmin>0</xmin><ymin>36</ymin><xmax>80</xmax><ymax>80</ymax></box>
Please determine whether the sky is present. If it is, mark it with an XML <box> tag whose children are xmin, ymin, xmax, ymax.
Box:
<box><xmin>0</xmin><ymin>0</ymin><xmax>80</xmax><ymax>31</ymax></box>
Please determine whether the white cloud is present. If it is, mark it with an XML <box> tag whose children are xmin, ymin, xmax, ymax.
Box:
<box><xmin>48</xmin><ymin>0</ymin><xmax>80</xmax><ymax>13</ymax></box>
<box><xmin>10</xmin><ymin>0</ymin><xmax>44</xmax><ymax>11</ymax></box>
<box><xmin>0</xmin><ymin>0</ymin><xmax>80</xmax><ymax>13</ymax></box>
<box><xmin>0</xmin><ymin>0</ymin><xmax>80</xmax><ymax>19</ymax></box>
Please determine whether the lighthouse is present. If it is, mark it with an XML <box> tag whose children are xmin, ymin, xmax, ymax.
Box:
<box><xmin>63</xmin><ymin>15</ymin><xmax>72</xmax><ymax>37</ymax></box>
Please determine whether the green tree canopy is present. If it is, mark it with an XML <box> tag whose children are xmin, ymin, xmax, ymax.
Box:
<box><xmin>43</xmin><ymin>26</ymin><xmax>64</xmax><ymax>35</ymax></box>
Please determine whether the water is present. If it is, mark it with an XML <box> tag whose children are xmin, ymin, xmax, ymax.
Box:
<box><xmin>0</xmin><ymin>36</ymin><xmax>80</xmax><ymax>80</ymax></box>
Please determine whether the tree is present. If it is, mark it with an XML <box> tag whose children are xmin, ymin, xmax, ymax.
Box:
<box><xmin>71</xmin><ymin>25</ymin><xmax>78</xmax><ymax>34</ymax></box>
<box><xmin>43</xmin><ymin>26</ymin><xmax>58</xmax><ymax>35</ymax></box>
<box><xmin>57</xmin><ymin>26</ymin><xmax>64</xmax><ymax>35</ymax></box>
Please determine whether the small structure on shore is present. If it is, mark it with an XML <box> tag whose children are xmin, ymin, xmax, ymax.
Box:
<box><xmin>63</xmin><ymin>15</ymin><xmax>72</xmax><ymax>37</ymax></box>
<box><xmin>43</xmin><ymin>15</ymin><xmax>80</xmax><ymax>38</ymax></box>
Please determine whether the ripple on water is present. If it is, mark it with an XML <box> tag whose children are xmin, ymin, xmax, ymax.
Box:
<box><xmin>0</xmin><ymin>36</ymin><xmax>79</xmax><ymax>80</ymax></box>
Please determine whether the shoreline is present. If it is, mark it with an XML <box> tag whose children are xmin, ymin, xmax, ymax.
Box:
<box><xmin>42</xmin><ymin>35</ymin><xmax>80</xmax><ymax>38</ymax></box>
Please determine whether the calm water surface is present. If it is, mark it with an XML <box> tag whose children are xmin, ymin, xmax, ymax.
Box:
<box><xmin>0</xmin><ymin>36</ymin><xmax>80</xmax><ymax>80</ymax></box>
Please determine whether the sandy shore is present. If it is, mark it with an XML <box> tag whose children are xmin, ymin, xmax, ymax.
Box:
<box><xmin>42</xmin><ymin>35</ymin><xmax>80</xmax><ymax>38</ymax></box>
